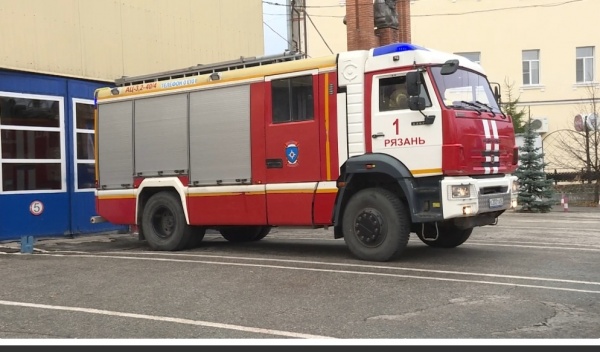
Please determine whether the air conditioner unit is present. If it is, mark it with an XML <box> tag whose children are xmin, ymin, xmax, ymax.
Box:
<box><xmin>530</xmin><ymin>117</ymin><xmax>549</xmax><ymax>134</ymax></box>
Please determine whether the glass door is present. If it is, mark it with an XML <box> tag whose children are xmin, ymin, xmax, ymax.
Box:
<box><xmin>0</xmin><ymin>92</ymin><xmax>69</xmax><ymax>239</ymax></box>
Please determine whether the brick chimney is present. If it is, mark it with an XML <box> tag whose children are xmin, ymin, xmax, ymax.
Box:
<box><xmin>346</xmin><ymin>0</ymin><xmax>377</xmax><ymax>51</ymax></box>
<box><xmin>346</xmin><ymin>0</ymin><xmax>411</xmax><ymax>50</ymax></box>
<box><xmin>397</xmin><ymin>0</ymin><xmax>411</xmax><ymax>43</ymax></box>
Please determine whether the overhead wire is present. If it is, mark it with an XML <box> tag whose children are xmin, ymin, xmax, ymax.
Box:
<box><xmin>263</xmin><ymin>20</ymin><xmax>312</xmax><ymax>58</ymax></box>
<box><xmin>263</xmin><ymin>21</ymin><xmax>295</xmax><ymax>52</ymax></box>
<box><xmin>263</xmin><ymin>0</ymin><xmax>584</xmax><ymax>56</ymax></box>
<box><xmin>264</xmin><ymin>13</ymin><xmax>344</xmax><ymax>18</ymax></box>
<box><xmin>262</xmin><ymin>0</ymin><xmax>584</xmax><ymax>17</ymax></box>
<box><xmin>305</xmin><ymin>13</ymin><xmax>334</xmax><ymax>54</ymax></box>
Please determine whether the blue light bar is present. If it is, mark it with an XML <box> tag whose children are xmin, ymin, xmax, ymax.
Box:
<box><xmin>372</xmin><ymin>43</ymin><xmax>427</xmax><ymax>57</ymax></box>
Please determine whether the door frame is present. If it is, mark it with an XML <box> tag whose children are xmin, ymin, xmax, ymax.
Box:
<box><xmin>368</xmin><ymin>69</ymin><xmax>444</xmax><ymax>177</ymax></box>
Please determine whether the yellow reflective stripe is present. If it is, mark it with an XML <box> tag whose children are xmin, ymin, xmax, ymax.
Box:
<box><xmin>411</xmin><ymin>168</ymin><xmax>443</xmax><ymax>175</ymax></box>
<box><xmin>324</xmin><ymin>73</ymin><xmax>332</xmax><ymax>180</ymax></box>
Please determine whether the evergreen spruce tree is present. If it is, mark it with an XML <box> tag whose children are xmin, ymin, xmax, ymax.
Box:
<box><xmin>503</xmin><ymin>79</ymin><xmax>526</xmax><ymax>134</ymax></box>
<box><xmin>514</xmin><ymin>114</ymin><xmax>555</xmax><ymax>213</ymax></box>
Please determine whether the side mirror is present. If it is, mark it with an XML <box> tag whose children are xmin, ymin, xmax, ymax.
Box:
<box><xmin>493</xmin><ymin>85</ymin><xmax>501</xmax><ymax>104</ymax></box>
<box><xmin>406</xmin><ymin>71</ymin><xmax>421</xmax><ymax>97</ymax></box>
<box><xmin>440</xmin><ymin>59</ymin><xmax>459</xmax><ymax>75</ymax></box>
<box><xmin>409</xmin><ymin>96</ymin><xmax>426</xmax><ymax>111</ymax></box>
<box><xmin>489</xmin><ymin>82</ymin><xmax>501</xmax><ymax>104</ymax></box>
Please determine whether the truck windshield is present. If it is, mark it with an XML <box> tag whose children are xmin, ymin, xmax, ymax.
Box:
<box><xmin>431</xmin><ymin>67</ymin><xmax>501</xmax><ymax>114</ymax></box>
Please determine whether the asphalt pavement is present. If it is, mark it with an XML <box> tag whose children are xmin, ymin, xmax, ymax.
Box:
<box><xmin>0</xmin><ymin>208</ymin><xmax>599</xmax><ymax>340</ymax></box>
<box><xmin>1</xmin><ymin>205</ymin><xmax>598</xmax><ymax>254</ymax></box>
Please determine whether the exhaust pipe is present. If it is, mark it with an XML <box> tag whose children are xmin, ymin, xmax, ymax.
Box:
<box><xmin>90</xmin><ymin>216</ymin><xmax>107</xmax><ymax>224</ymax></box>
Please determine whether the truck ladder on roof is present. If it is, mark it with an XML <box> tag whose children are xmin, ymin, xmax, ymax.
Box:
<box><xmin>115</xmin><ymin>51</ymin><xmax>306</xmax><ymax>86</ymax></box>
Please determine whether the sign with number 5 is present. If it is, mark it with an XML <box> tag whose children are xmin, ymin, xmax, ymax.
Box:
<box><xmin>29</xmin><ymin>200</ymin><xmax>44</xmax><ymax>216</ymax></box>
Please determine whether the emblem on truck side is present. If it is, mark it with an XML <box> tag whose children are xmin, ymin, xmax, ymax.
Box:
<box><xmin>285</xmin><ymin>141</ymin><xmax>299</xmax><ymax>166</ymax></box>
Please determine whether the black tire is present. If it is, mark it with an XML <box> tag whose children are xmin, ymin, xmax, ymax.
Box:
<box><xmin>253</xmin><ymin>226</ymin><xmax>272</xmax><ymax>241</ymax></box>
<box><xmin>342</xmin><ymin>188</ymin><xmax>410</xmax><ymax>262</ymax></box>
<box><xmin>141</xmin><ymin>191</ymin><xmax>192</xmax><ymax>251</ymax></box>
<box><xmin>186</xmin><ymin>226</ymin><xmax>206</xmax><ymax>249</ymax></box>
<box><xmin>416</xmin><ymin>223</ymin><xmax>473</xmax><ymax>248</ymax></box>
<box><xmin>219</xmin><ymin>226</ymin><xmax>271</xmax><ymax>242</ymax></box>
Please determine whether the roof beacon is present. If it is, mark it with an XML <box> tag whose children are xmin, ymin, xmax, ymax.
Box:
<box><xmin>373</xmin><ymin>43</ymin><xmax>427</xmax><ymax>57</ymax></box>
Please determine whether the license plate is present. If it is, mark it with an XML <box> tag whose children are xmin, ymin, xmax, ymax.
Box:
<box><xmin>489</xmin><ymin>197</ymin><xmax>504</xmax><ymax>208</ymax></box>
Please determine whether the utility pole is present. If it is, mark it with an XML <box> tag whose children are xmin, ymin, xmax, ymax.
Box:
<box><xmin>290</xmin><ymin>0</ymin><xmax>307</xmax><ymax>57</ymax></box>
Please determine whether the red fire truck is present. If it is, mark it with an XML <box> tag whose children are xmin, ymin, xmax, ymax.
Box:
<box><xmin>92</xmin><ymin>43</ymin><xmax>518</xmax><ymax>261</ymax></box>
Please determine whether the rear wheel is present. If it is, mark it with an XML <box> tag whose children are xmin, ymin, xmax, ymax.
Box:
<box><xmin>220</xmin><ymin>226</ymin><xmax>271</xmax><ymax>242</ymax></box>
<box><xmin>416</xmin><ymin>223</ymin><xmax>473</xmax><ymax>248</ymax></box>
<box><xmin>342</xmin><ymin>188</ymin><xmax>410</xmax><ymax>262</ymax></box>
<box><xmin>141</xmin><ymin>191</ymin><xmax>192</xmax><ymax>251</ymax></box>
<box><xmin>186</xmin><ymin>226</ymin><xmax>206</xmax><ymax>249</ymax></box>
<box><xmin>252</xmin><ymin>226</ymin><xmax>272</xmax><ymax>241</ymax></box>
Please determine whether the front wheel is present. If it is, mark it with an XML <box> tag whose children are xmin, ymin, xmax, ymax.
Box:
<box><xmin>416</xmin><ymin>223</ymin><xmax>473</xmax><ymax>248</ymax></box>
<box><xmin>342</xmin><ymin>188</ymin><xmax>410</xmax><ymax>262</ymax></box>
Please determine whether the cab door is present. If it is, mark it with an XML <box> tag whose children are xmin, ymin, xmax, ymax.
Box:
<box><xmin>369</xmin><ymin>71</ymin><xmax>443</xmax><ymax>177</ymax></box>
<box><xmin>264</xmin><ymin>71</ymin><xmax>321</xmax><ymax>225</ymax></box>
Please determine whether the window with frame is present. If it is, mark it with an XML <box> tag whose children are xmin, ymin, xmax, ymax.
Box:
<box><xmin>379</xmin><ymin>75</ymin><xmax>431</xmax><ymax>112</ymax></box>
<box><xmin>576</xmin><ymin>46</ymin><xmax>595</xmax><ymax>83</ymax></box>
<box><xmin>0</xmin><ymin>93</ymin><xmax>63</xmax><ymax>192</ymax></box>
<box><xmin>522</xmin><ymin>50</ymin><xmax>540</xmax><ymax>85</ymax></box>
<box><xmin>271</xmin><ymin>75</ymin><xmax>314</xmax><ymax>123</ymax></box>
<box><xmin>455</xmin><ymin>52</ymin><xmax>481</xmax><ymax>65</ymax></box>
<box><xmin>73</xmin><ymin>100</ymin><xmax>96</xmax><ymax>190</ymax></box>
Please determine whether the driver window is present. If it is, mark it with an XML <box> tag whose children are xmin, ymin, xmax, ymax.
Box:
<box><xmin>379</xmin><ymin>74</ymin><xmax>432</xmax><ymax>112</ymax></box>
<box><xmin>379</xmin><ymin>76</ymin><xmax>408</xmax><ymax>112</ymax></box>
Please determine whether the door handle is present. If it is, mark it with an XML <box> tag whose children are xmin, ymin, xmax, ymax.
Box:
<box><xmin>411</xmin><ymin>115</ymin><xmax>436</xmax><ymax>126</ymax></box>
<box><xmin>266</xmin><ymin>159</ymin><xmax>283</xmax><ymax>169</ymax></box>
<box><xmin>372</xmin><ymin>132</ymin><xmax>385</xmax><ymax>138</ymax></box>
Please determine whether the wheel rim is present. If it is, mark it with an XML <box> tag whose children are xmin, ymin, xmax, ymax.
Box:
<box><xmin>151</xmin><ymin>206</ymin><xmax>175</xmax><ymax>239</ymax></box>
<box><xmin>353</xmin><ymin>208</ymin><xmax>386</xmax><ymax>247</ymax></box>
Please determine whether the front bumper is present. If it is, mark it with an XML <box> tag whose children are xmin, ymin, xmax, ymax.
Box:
<box><xmin>441</xmin><ymin>175</ymin><xmax>518</xmax><ymax>220</ymax></box>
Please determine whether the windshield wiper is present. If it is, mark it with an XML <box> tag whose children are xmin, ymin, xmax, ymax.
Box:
<box><xmin>450</xmin><ymin>101</ymin><xmax>483</xmax><ymax>115</ymax></box>
<box><xmin>473</xmin><ymin>100</ymin><xmax>498</xmax><ymax>117</ymax></box>
<box><xmin>474</xmin><ymin>101</ymin><xmax>495</xmax><ymax>112</ymax></box>
<box><xmin>474</xmin><ymin>100</ymin><xmax>507</xmax><ymax>119</ymax></box>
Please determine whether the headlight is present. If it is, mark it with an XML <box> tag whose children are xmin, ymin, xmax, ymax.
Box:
<box><xmin>512</xmin><ymin>180</ymin><xmax>519</xmax><ymax>193</ymax></box>
<box><xmin>450</xmin><ymin>185</ymin><xmax>471</xmax><ymax>199</ymax></box>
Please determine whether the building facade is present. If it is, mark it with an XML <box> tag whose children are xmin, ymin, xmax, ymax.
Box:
<box><xmin>304</xmin><ymin>0</ymin><xmax>347</xmax><ymax>57</ymax></box>
<box><xmin>0</xmin><ymin>0</ymin><xmax>264</xmax><ymax>241</ymax></box>
<box><xmin>305</xmin><ymin>0</ymin><xmax>599</xmax><ymax>174</ymax></box>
